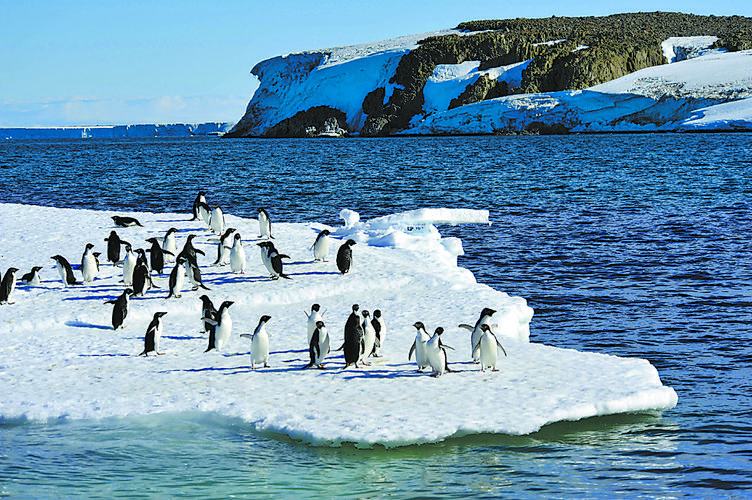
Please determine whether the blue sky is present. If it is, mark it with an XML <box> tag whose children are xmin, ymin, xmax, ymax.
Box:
<box><xmin>1</xmin><ymin>0</ymin><xmax>749</xmax><ymax>127</ymax></box>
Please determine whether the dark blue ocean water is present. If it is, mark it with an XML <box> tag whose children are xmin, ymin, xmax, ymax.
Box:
<box><xmin>1</xmin><ymin>135</ymin><xmax>751</xmax><ymax>498</ymax></box>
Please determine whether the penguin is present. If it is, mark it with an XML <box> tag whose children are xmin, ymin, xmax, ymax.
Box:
<box><xmin>0</xmin><ymin>267</ymin><xmax>19</xmax><ymax>304</ymax></box>
<box><xmin>360</xmin><ymin>310</ymin><xmax>376</xmax><ymax>365</ymax></box>
<box><xmin>51</xmin><ymin>255</ymin><xmax>80</xmax><ymax>287</ymax></box>
<box><xmin>166</xmin><ymin>257</ymin><xmax>186</xmax><ymax>298</ymax></box>
<box><xmin>203</xmin><ymin>300</ymin><xmax>233</xmax><ymax>351</ymax></box>
<box><xmin>177</xmin><ymin>234</ymin><xmax>205</xmax><ymax>264</ymax></box>
<box><xmin>342</xmin><ymin>304</ymin><xmax>364</xmax><ymax>369</ymax></box>
<box><xmin>257</xmin><ymin>241</ymin><xmax>274</xmax><ymax>277</ymax></box>
<box><xmin>18</xmin><ymin>266</ymin><xmax>42</xmax><ymax>286</ymax></box>
<box><xmin>198</xmin><ymin>202</ymin><xmax>212</xmax><ymax>226</ymax></box>
<box><xmin>184</xmin><ymin>254</ymin><xmax>210</xmax><ymax>291</ymax></box>
<box><xmin>229</xmin><ymin>232</ymin><xmax>246</xmax><ymax>274</ymax></box>
<box><xmin>311</xmin><ymin>229</ymin><xmax>331</xmax><ymax>262</ymax></box>
<box><xmin>163</xmin><ymin>228</ymin><xmax>178</xmax><ymax>263</ymax></box>
<box><xmin>145</xmin><ymin>237</ymin><xmax>173</xmax><ymax>275</ymax></box>
<box><xmin>426</xmin><ymin>327</ymin><xmax>453</xmax><ymax>377</ymax></box>
<box><xmin>213</xmin><ymin>228</ymin><xmax>236</xmax><ymax>265</ymax></box>
<box><xmin>371</xmin><ymin>309</ymin><xmax>386</xmax><ymax>357</ymax></box>
<box><xmin>258</xmin><ymin>208</ymin><xmax>273</xmax><ymax>239</ymax></box>
<box><xmin>93</xmin><ymin>252</ymin><xmax>102</xmax><ymax>273</ymax></box>
<box><xmin>80</xmin><ymin>243</ymin><xmax>98</xmax><ymax>282</ymax></box>
<box><xmin>473</xmin><ymin>324</ymin><xmax>508</xmax><ymax>372</ymax></box>
<box><xmin>132</xmin><ymin>260</ymin><xmax>155</xmax><ymax>297</ymax></box>
<box><xmin>121</xmin><ymin>244</ymin><xmax>137</xmax><ymax>286</ymax></box>
<box><xmin>408</xmin><ymin>321</ymin><xmax>431</xmax><ymax>372</ymax></box>
<box><xmin>112</xmin><ymin>215</ymin><xmax>143</xmax><ymax>227</ymax></box>
<box><xmin>303</xmin><ymin>320</ymin><xmax>330</xmax><ymax>369</ymax></box>
<box><xmin>191</xmin><ymin>191</ymin><xmax>207</xmax><ymax>221</ymax></box>
<box><xmin>336</xmin><ymin>239</ymin><xmax>356</xmax><ymax>274</ymax></box>
<box><xmin>209</xmin><ymin>206</ymin><xmax>225</xmax><ymax>235</ymax></box>
<box><xmin>240</xmin><ymin>315</ymin><xmax>272</xmax><ymax>369</ymax></box>
<box><xmin>106</xmin><ymin>288</ymin><xmax>133</xmax><ymax>330</ymax></box>
<box><xmin>305</xmin><ymin>303</ymin><xmax>324</xmax><ymax>344</ymax></box>
<box><xmin>257</xmin><ymin>242</ymin><xmax>290</xmax><ymax>280</ymax></box>
<box><xmin>135</xmin><ymin>248</ymin><xmax>149</xmax><ymax>270</ymax></box>
<box><xmin>139</xmin><ymin>312</ymin><xmax>167</xmax><ymax>356</ymax></box>
<box><xmin>198</xmin><ymin>294</ymin><xmax>217</xmax><ymax>336</ymax></box>
<box><xmin>459</xmin><ymin>307</ymin><xmax>496</xmax><ymax>363</ymax></box>
<box><xmin>104</xmin><ymin>230</ymin><xmax>129</xmax><ymax>266</ymax></box>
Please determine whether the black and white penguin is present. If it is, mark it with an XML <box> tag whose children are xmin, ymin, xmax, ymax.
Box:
<box><xmin>360</xmin><ymin>310</ymin><xmax>376</xmax><ymax>366</ymax></box>
<box><xmin>371</xmin><ymin>309</ymin><xmax>386</xmax><ymax>357</ymax></box>
<box><xmin>0</xmin><ymin>267</ymin><xmax>19</xmax><ymax>304</ymax></box>
<box><xmin>303</xmin><ymin>320</ymin><xmax>330</xmax><ymax>369</ymax></box>
<box><xmin>258</xmin><ymin>208</ymin><xmax>273</xmax><ymax>239</ymax></box>
<box><xmin>132</xmin><ymin>260</ymin><xmax>156</xmax><ymax>297</ymax></box>
<box><xmin>184</xmin><ymin>254</ymin><xmax>210</xmax><ymax>291</ymax></box>
<box><xmin>177</xmin><ymin>234</ymin><xmax>205</xmax><ymax>264</ymax></box>
<box><xmin>163</xmin><ymin>227</ymin><xmax>178</xmax><ymax>263</ymax></box>
<box><xmin>191</xmin><ymin>191</ymin><xmax>207</xmax><ymax>221</ymax></box>
<box><xmin>229</xmin><ymin>232</ymin><xmax>246</xmax><ymax>274</ymax></box>
<box><xmin>135</xmin><ymin>248</ymin><xmax>149</xmax><ymax>270</ymax></box>
<box><xmin>145</xmin><ymin>237</ymin><xmax>173</xmax><ymax>275</ymax></box>
<box><xmin>19</xmin><ymin>266</ymin><xmax>42</xmax><ymax>286</ymax></box>
<box><xmin>198</xmin><ymin>294</ymin><xmax>217</xmax><ymax>336</ymax></box>
<box><xmin>106</xmin><ymin>288</ymin><xmax>134</xmax><ymax>330</ymax></box>
<box><xmin>257</xmin><ymin>241</ymin><xmax>290</xmax><ymax>280</ymax></box>
<box><xmin>209</xmin><ymin>206</ymin><xmax>225</xmax><ymax>235</ymax></box>
<box><xmin>336</xmin><ymin>239</ymin><xmax>357</xmax><ymax>274</ymax></box>
<box><xmin>104</xmin><ymin>230</ymin><xmax>129</xmax><ymax>266</ymax></box>
<box><xmin>203</xmin><ymin>300</ymin><xmax>233</xmax><ymax>351</ymax></box>
<box><xmin>166</xmin><ymin>257</ymin><xmax>186</xmax><ymax>299</ymax></box>
<box><xmin>139</xmin><ymin>311</ymin><xmax>167</xmax><ymax>356</ymax></box>
<box><xmin>473</xmin><ymin>324</ymin><xmax>508</xmax><ymax>372</ymax></box>
<box><xmin>342</xmin><ymin>304</ymin><xmax>364</xmax><ymax>369</ymax></box>
<box><xmin>112</xmin><ymin>215</ymin><xmax>143</xmax><ymax>227</ymax></box>
<box><xmin>93</xmin><ymin>252</ymin><xmax>102</xmax><ymax>272</ymax></box>
<box><xmin>51</xmin><ymin>255</ymin><xmax>80</xmax><ymax>287</ymax></box>
<box><xmin>213</xmin><ymin>227</ymin><xmax>236</xmax><ymax>266</ymax></box>
<box><xmin>197</xmin><ymin>202</ymin><xmax>212</xmax><ymax>226</ymax></box>
<box><xmin>311</xmin><ymin>229</ymin><xmax>331</xmax><ymax>262</ymax></box>
<box><xmin>426</xmin><ymin>327</ymin><xmax>454</xmax><ymax>377</ymax></box>
<box><xmin>305</xmin><ymin>303</ymin><xmax>324</xmax><ymax>344</ymax></box>
<box><xmin>121</xmin><ymin>245</ymin><xmax>137</xmax><ymax>286</ymax></box>
<box><xmin>459</xmin><ymin>307</ymin><xmax>496</xmax><ymax>363</ymax></box>
<box><xmin>80</xmin><ymin>243</ymin><xmax>98</xmax><ymax>282</ymax></box>
<box><xmin>408</xmin><ymin>321</ymin><xmax>431</xmax><ymax>372</ymax></box>
<box><xmin>240</xmin><ymin>315</ymin><xmax>272</xmax><ymax>370</ymax></box>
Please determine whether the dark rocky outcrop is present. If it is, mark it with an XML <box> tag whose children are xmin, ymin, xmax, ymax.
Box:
<box><xmin>264</xmin><ymin>106</ymin><xmax>348</xmax><ymax>138</ymax></box>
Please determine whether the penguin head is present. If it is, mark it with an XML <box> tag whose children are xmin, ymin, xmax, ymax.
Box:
<box><xmin>480</xmin><ymin>308</ymin><xmax>496</xmax><ymax>318</ymax></box>
<box><xmin>124</xmin><ymin>244</ymin><xmax>133</xmax><ymax>252</ymax></box>
<box><xmin>345</xmin><ymin>239</ymin><xmax>357</xmax><ymax>246</ymax></box>
<box><xmin>154</xmin><ymin>311</ymin><xmax>168</xmax><ymax>319</ymax></box>
<box><xmin>186</xmin><ymin>235</ymin><xmax>196</xmax><ymax>242</ymax></box>
<box><xmin>93</xmin><ymin>252</ymin><xmax>101</xmax><ymax>258</ymax></box>
<box><xmin>219</xmin><ymin>300</ymin><xmax>234</xmax><ymax>310</ymax></box>
<box><xmin>234</xmin><ymin>233</ymin><xmax>242</xmax><ymax>241</ymax></box>
<box><xmin>311</xmin><ymin>303</ymin><xmax>320</xmax><ymax>312</ymax></box>
<box><xmin>361</xmin><ymin>310</ymin><xmax>370</xmax><ymax>318</ymax></box>
<box><xmin>32</xmin><ymin>266</ymin><xmax>43</xmax><ymax>272</ymax></box>
<box><xmin>321</xmin><ymin>229</ymin><xmax>330</xmax><ymax>236</ymax></box>
<box><xmin>50</xmin><ymin>255</ymin><xmax>64</xmax><ymax>263</ymax></box>
<box><xmin>351</xmin><ymin>304</ymin><xmax>359</xmax><ymax>312</ymax></box>
<box><xmin>434</xmin><ymin>327</ymin><xmax>445</xmax><ymax>336</ymax></box>
<box><xmin>6</xmin><ymin>267</ymin><xmax>18</xmax><ymax>274</ymax></box>
<box><xmin>222</xmin><ymin>228</ymin><xmax>236</xmax><ymax>239</ymax></box>
<box><xmin>199</xmin><ymin>294</ymin><xmax>212</xmax><ymax>304</ymax></box>
<box><xmin>166</xmin><ymin>227</ymin><xmax>178</xmax><ymax>235</ymax></box>
<box><xmin>124</xmin><ymin>288</ymin><xmax>134</xmax><ymax>296</ymax></box>
<box><xmin>315</xmin><ymin>320</ymin><xmax>325</xmax><ymax>329</ymax></box>
<box><xmin>85</xmin><ymin>243</ymin><xmax>95</xmax><ymax>250</ymax></box>
<box><xmin>373</xmin><ymin>309</ymin><xmax>382</xmax><ymax>318</ymax></box>
<box><xmin>413</xmin><ymin>321</ymin><xmax>425</xmax><ymax>330</ymax></box>
<box><xmin>259</xmin><ymin>315</ymin><xmax>272</xmax><ymax>323</ymax></box>
<box><xmin>480</xmin><ymin>324</ymin><xmax>492</xmax><ymax>333</ymax></box>
<box><xmin>145</xmin><ymin>237</ymin><xmax>157</xmax><ymax>244</ymax></box>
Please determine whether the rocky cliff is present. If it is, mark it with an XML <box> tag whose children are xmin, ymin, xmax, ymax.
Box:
<box><xmin>226</xmin><ymin>12</ymin><xmax>752</xmax><ymax>137</ymax></box>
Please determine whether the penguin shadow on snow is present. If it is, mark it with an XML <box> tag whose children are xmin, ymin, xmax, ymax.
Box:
<box><xmin>78</xmin><ymin>353</ymin><xmax>132</xmax><ymax>358</ymax></box>
<box><xmin>207</xmin><ymin>274</ymin><xmax>266</xmax><ymax>286</ymax></box>
<box><xmin>65</xmin><ymin>320</ymin><xmax>114</xmax><ymax>331</ymax></box>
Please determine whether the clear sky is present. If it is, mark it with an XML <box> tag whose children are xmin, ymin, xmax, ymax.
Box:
<box><xmin>1</xmin><ymin>0</ymin><xmax>749</xmax><ymax>127</ymax></box>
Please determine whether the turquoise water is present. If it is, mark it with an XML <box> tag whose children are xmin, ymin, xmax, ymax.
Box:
<box><xmin>1</xmin><ymin>134</ymin><xmax>751</xmax><ymax>497</ymax></box>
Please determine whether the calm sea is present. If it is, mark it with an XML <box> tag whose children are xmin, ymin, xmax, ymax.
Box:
<box><xmin>1</xmin><ymin>135</ymin><xmax>751</xmax><ymax>498</ymax></box>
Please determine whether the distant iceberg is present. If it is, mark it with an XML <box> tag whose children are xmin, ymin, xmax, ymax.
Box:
<box><xmin>1</xmin><ymin>122</ymin><xmax>234</xmax><ymax>140</ymax></box>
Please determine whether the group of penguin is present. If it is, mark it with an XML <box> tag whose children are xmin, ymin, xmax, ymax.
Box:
<box><xmin>1</xmin><ymin>191</ymin><xmax>510</xmax><ymax>374</ymax></box>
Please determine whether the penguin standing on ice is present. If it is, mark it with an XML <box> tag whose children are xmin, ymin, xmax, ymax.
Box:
<box><xmin>426</xmin><ymin>327</ymin><xmax>453</xmax><ymax>377</ymax></box>
<box><xmin>19</xmin><ymin>266</ymin><xmax>42</xmax><ymax>286</ymax></box>
<box><xmin>112</xmin><ymin>215</ymin><xmax>143</xmax><ymax>227</ymax></box>
<box><xmin>80</xmin><ymin>243</ymin><xmax>98</xmax><ymax>282</ymax></box>
<box><xmin>258</xmin><ymin>208</ymin><xmax>273</xmax><ymax>239</ymax></box>
<box><xmin>342</xmin><ymin>304</ymin><xmax>364</xmax><ymax>369</ymax></box>
<box><xmin>163</xmin><ymin>228</ymin><xmax>178</xmax><ymax>262</ymax></box>
<box><xmin>371</xmin><ymin>309</ymin><xmax>386</xmax><ymax>357</ymax></box>
<box><xmin>184</xmin><ymin>254</ymin><xmax>210</xmax><ymax>291</ymax></box>
<box><xmin>229</xmin><ymin>232</ymin><xmax>246</xmax><ymax>274</ymax></box>
<box><xmin>203</xmin><ymin>300</ymin><xmax>233</xmax><ymax>351</ymax></box>
<box><xmin>51</xmin><ymin>255</ymin><xmax>80</xmax><ymax>287</ymax></box>
<box><xmin>145</xmin><ymin>237</ymin><xmax>173</xmax><ymax>275</ymax></box>
<box><xmin>198</xmin><ymin>202</ymin><xmax>212</xmax><ymax>226</ymax></box>
<box><xmin>104</xmin><ymin>230</ymin><xmax>129</xmax><ymax>266</ymax></box>
<box><xmin>166</xmin><ymin>257</ymin><xmax>186</xmax><ymax>299</ymax></box>
<box><xmin>198</xmin><ymin>295</ymin><xmax>217</xmax><ymax>336</ymax></box>
<box><xmin>241</xmin><ymin>315</ymin><xmax>272</xmax><ymax>369</ymax></box>
<box><xmin>191</xmin><ymin>191</ymin><xmax>207</xmax><ymax>221</ymax></box>
<box><xmin>121</xmin><ymin>245</ymin><xmax>137</xmax><ymax>286</ymax></box>
<box><xmin>139</xmin><ymin>312</ymin><xmax>167</xmax><ymax>356</ymax></box>
<box><xmin>473</xmin><ymin>324</ymin><xmax>508</xmax><ymax>372</ymax></box>
<box><xmin>305</xmin><ymin>303</ymin><xmax>324</xmax><ymax>344</ymax></box>
<box><xmin>132</xmin><ymin>259</ymin><xmax>156</xmax><ymax>297</ymax></box>
<box><xmin>360</xmin><ymin>310</ymin><xmax>376</xmax><ymax>366</ymax></box>
<box><xmin>303</xmin><ymin>320</ymin><xmax>330</xmax><ymax>369</ymax></box>
<box><xmin>177</xmin><ymin>234</ymin><xmax>205</xmax><ymax>264</ymax></box>
<box><xmin>0</xmin><ymin>267</ymin><xmax>19</xmax><ymax>304</ymax></box>
<box><xmin>336</xmin><ymin>239</ymin><xmax>356</xmax><ymax>274</ymax></box>
<box><xmin>257</xmin><ymin>242</ymin><xmax>290</xmax><ymax>280</ymax></box>
<box><xmin>106</xmin><ymin>288</ymin><xmax>133</xmax><ymax>330</ymax></box>
<box><xmin>408</xmin><ymin>321</ymin><xmax>431</xmax><ymax>372</ymax></box>
<box><xmin>209</xmin><ymin>206</ymin><xmax>225</xmax><ymax>235</ymax></box>
<box><xmin>213</xmin><ymin>228</ymin><xmax>236</xmax><ymax>266</ymax></box>
<box><xmin>459</xmin><ymin>307</ymin><xmax>496</xmax><ymax>363</ymax></box>
<box><xmin>311</xmin><ymin>229</ymin><xmax>331</xmax><ymax>261</ymax></box>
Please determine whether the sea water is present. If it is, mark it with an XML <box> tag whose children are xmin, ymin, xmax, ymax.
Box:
<box><xmin>1</xmin><ymin>134</ymin><xmax>751</xmax><ymax>498</ymax></box>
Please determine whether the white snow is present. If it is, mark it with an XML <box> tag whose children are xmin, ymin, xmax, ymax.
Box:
<box><xmin>661</xmin><ymin>36</ymin><xmax>724</xmax><ymax>63</ymax></box>
<box><xmin>0</xmin><ymin>203</ymin><xmax>677</xmax><ymax>447</ymax></box>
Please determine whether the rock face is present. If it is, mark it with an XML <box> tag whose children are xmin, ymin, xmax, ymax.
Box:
<box><xmin>227</xmin><ymin>12</ymin><xmax>752</xmax><ymax>137</ymax></box>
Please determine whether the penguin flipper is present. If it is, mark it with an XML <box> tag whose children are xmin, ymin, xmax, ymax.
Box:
<box><xmin>472</xmin><ymin>342</ymin><xmax>481</xmax><ymax>359</ymax></box>
<box><xmin>195</xmin><ymin>248</ymin><xmax>206</xmax><ymax>256</ymax></box>
<box><xmin>240</xmin><ymin>333</ymin><xmax>253</xmax><ymax>339</ymax></box>
<box><xmin>458</xmin><ymin>324</ymin><xmax>473</xmax><ymax>331</ymax></box>
<box><xmin>202</xmin><ymin>317</ymin><xmax>219</xmax><ymax>326</ymax></box>
<box><xmin>408</xmin><ymin>341</ymin><xmax>416</xmax><ymax>361</ymax></box>
<box><xmin>496</xmin><ymin>339</ymin><xmax>508</xmax><ymax>357</ymax></box>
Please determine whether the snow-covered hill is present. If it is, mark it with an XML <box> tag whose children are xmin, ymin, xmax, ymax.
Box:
<box><xmin>228</xmin><ymin>30</ymin><xmax>752</xmax><ymax>136</ymax></box>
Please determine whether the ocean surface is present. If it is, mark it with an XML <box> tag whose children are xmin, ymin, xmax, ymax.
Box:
<box><xmin>1</xmin><ymin>134</ymin><xmax>751</xmax><ymax>498</ymax></box>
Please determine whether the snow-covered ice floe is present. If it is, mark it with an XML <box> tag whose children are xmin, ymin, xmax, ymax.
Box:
<box><xmin>0</xmin><ymin>203</ymin><xmax>677</xmax><ymax>447</ymax></box>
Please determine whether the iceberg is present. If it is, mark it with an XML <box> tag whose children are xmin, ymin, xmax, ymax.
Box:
<box><xmin>0</xmin><ymin>203</ymin><xmax>677</xmax><ymax>447</ymax></box>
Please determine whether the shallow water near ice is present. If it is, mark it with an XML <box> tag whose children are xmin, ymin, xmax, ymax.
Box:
<box><xmin>1</xmin><ymin>134</ymin><xmax>752</xmax><ymax>497</ymax></box>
